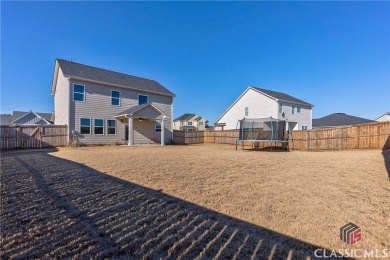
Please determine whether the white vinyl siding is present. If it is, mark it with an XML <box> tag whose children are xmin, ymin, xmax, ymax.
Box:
<box><xmin>54</xmin><ymin>67</ymin><xmax>70</xmax><ymax>127</ymax></box>
<box><xmin>215</xmin><ymin>88</ymin><xmax>278</xmax><ymax>130</ymax></box>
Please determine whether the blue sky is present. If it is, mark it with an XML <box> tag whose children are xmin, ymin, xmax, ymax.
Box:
<box><xmin>1</xmin><ymin>1</ymin><xmax>389</xmax><ymax>123</ymax></box>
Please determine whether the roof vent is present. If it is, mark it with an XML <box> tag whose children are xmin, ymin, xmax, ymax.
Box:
<box><xmin>336</xmin><ymin>113</ymin><xmax>346</xmax><ymax>115</ymax></box>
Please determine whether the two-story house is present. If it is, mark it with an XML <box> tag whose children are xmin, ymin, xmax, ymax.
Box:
<box><xmin>173</xmin><ymin>113</ymin><xmax>208</xmax><ymax>131</ymax></box>
<box><xmin>51</xmin><ymin>59</ymin><xmax>175</xmax><ymax>145</ymax></box>
<box><xmin>214</xmin><ymin>86</ymin><xmax>313</xmax><ymax>130</ymax></box>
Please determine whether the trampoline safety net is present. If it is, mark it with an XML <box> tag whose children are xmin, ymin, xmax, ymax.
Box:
<box><xmin>238</xmin><ymin>117</ymin><xmax>289</xmax><ymax>142</ymax></box>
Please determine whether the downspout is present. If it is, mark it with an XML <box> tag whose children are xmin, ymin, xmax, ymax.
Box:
<box><xmin>67</xmin><ymin>77</ymin><xmax>71</xmax><ymax>143</ymax></box>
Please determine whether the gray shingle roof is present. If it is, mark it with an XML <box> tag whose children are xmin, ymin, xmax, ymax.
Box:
<box><xmin>12</xmin><ymin>111</ymin><xmax>53</xmax><ymax>123</ymax></box>
<box><xmin>57</xmin><ymin>59</ymin><xmax>175</xmax><ymax>97</ymax></box>
<box><xmin>174</xmin><ymin>113</ymin><xmax>195</xmax><ymax>121</ymax></box>
<box><xmin>313</xmin><ymin>113</ymin><xmax>375</xmax><ymax>128</ymax></box>
<box><xmin>115</xmin><ymin>103</ymin><xmax>151</xmax><ymax>116</ymax></box>
<box><xmin>0</xmin><ymin>114</ymin><xmax>13</xmax><ymax>126</ymax></box>
<box><xmin>253</xmin><ymin>87</ymin><xmax>312</xmax><ymax>106</ymax></box>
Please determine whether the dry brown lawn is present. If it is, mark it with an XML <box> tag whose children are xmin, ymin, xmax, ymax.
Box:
<box><xmin>1</xmin><ymin>144</ymin><xmax>389</xmax><ymax>258</ymax></box>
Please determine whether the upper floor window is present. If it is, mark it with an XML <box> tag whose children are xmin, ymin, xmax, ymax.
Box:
<box><xmin>302</xmin><ymin>126</ymin><xmax>308</xmax><ymax>130</ymax></box>
<box><xmin>245</xmin><ymin>107</ymin><xmax>249</xmax><ymax>117</ymax></box>
<box><xmin>155</xmin><ymin>123</ymin><xmax>161</xmax><ymax>132</ymax></box>
<box><xmin>188</xmin><ymin>122</ymin><xmax>193</xmax><ymax>126</ymax></box>
<box><xmin>181</xmin><ymin>121</ymin><xmax>184</xmax><ymax>125</ymax></box>
<box><xmin>80</xmin><ymin>118</ymin><xmax>91</xmax><ymax>134</ymax></box>
<box><xmin>139</xmin><ymin>95</ymin><xmax>148</xmax><ymax>105</ymax></box>
<box><xmin>278</xmin><ymin>102</ymin><xmax>283</xmax><ymax>113</ymax></box>
<box><xmin>94</xmin><ymin>119</ymin><xmax>104</xmax><ymax>135</ymax></box>
<box><xmin>111</xmin><ymin>90</ymin><xmax>120</xmax><ymax>106</ymax></box>
<box><xmin>292</xmin><ymin>105</ymin><xmax>295</xmax><ymax>115</ymax></box>
<box><xmin>297</xmin><ymin>106</ymin><xmax>301</xmax><ymax>113</ymax></box>
<box><xmin>74</xmin><ymin>84</ymin><xmax>85</xmax><ymax>102</ymax></box>
<box><xmin>199</xmin><ymin>122</ymin><xmax>204</xmax><ymax>126</ymax></box>
<box><xmin>107</xmin><ymin>120</ymin><xmax>116</xmax><ymax>135</ymax></box>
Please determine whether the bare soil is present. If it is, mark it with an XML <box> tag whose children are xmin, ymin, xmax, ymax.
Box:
<box><xmin>1</xmin><ymin>145</ymin><xmax>389</xmax><ymax>258</ymax></box>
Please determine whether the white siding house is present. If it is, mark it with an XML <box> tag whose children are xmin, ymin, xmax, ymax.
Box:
<box><xmin>375</xmin><ymin>112</ymin><xmax>390</xmax><ymax>122</ymax></box>
<box><xmin>214</xmin><ymin>86</ymin><xmax>313</xmax><ymax>130</ymax></box>
<box><xmin>51</xmin><ymin>59</ymin><xmax>175</xmax><ymax>145</ymax></box>
<box><xmin>173</xmin><ymin>113</ymin><xmax>208</xmax><ymax>131</ymax></box>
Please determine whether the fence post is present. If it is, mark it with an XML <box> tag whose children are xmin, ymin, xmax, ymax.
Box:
<box><xmin>39</xmin><ymin>126</ymin><xmax>43</xmax><ymax>148</ymax></box>
<box><xmin>15</xmin><ymin>126</ymin><xmax>19</xmax><ymax>149</ymax></box>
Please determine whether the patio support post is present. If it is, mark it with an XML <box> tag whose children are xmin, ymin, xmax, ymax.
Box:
<box><xmin>161</xmin><ymin>116</ymin><xmax>165</xmax><ymax>146</ymax></box>
<box><xmin>128</xmin><ymin>114</ymin><xmax>134</xmax><ymax>146</ymax></box>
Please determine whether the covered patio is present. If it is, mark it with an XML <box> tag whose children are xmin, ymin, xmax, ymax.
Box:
<box><xmin>115</xmin><ymin>102</ymin><xmax>168</xmax><ymax>146</ymax></box>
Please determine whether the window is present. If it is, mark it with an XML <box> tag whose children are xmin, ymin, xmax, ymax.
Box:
<box><xmin>297</xmin><ymin>106</ymin><xmax>301</xmax><ymax>113</ymax></box>
<box><xmin>155</xmin><ymin>123</ymin><xmax>161</xmax><ymax>132</ymax></box>
<box><xmin>199</xmin><ymin>122</ymin><xmax>204</xmax><ymax>126</ymax></box>
<box><xmin>292</xmin><ymin>105</ymin><xmax>295</xmax><ymax>115</ymax></box>
<box><xmin>74</xmin><ymin>84</ymin><xmax>85</xmax><ymax>102</ymax></box>
<box><xmin>245</xmin><ymin>107</ymin><xmax>248</xmax><ymax>117</ymax></box>
<box><xmin>279</xmin><ymin>102</ymin><xmax>283</xmax><ymax>113</ymax></box>
<box><xmin>302</xmin><ymin>126</ymin><xmax>308</xmax><ymax>130</ymax></box>
<box><xmin>188</xmin><ymin>122</ymin><xmax>193</xmax><ymax>126</ymax></box>
<box><xmin>138</xmin><ymin>95</ymin><xmax>148</xmax><ymax>105</ymax></box>
<box><xmin>80</xmin><ymin>118</ymin><xmax>91</xmax><ymax>134</ymax></box>
<box><xmin>94</xmin><ymin>119</ymin><xmax>104</xmax><ymax>135</ymax></box>
<box><xmin>111</xmin><ymin>90</ymin><xmax>120</xmax><ymax>106</ymax></box>
<box><xmin>181</xmin><ymin>121</ymin><xmax>184</xmax><ymax>125</ymax></box>
<box><xmin>107</xmin><ymin>120</ymin><xmax>116</xmax><ymax>135</ymax></box>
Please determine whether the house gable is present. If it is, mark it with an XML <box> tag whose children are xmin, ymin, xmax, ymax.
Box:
<box><xmin>13</xmin><ymin>111</ymin><xmax>51</xmax><ymax>125</ymax></box>
<box><xmin>214</xmin><ymin>87</ymin><xmax>277</xmax><ymax>127</ymax></box>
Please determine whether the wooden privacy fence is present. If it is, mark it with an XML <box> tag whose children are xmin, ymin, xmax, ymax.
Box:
<box><xmin>1</xmin><ymin>125</ymin><xmax>68</xmax><ymax>150</ymax></box>
<box><xmin>290</xmin><ymin>121</ymin><xmax>390</xmax><ymax>151</ymax></box>
<box><xmin>173</xmin><ymin>121</ymin><xmax>390</xmax><ymax>151</ymax></box>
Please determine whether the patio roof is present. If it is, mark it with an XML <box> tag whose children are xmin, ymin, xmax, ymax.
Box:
<box><xmin>114</xmin><ymin>102</ymin><xmax>168</xmax><ymax>120</ymax></box>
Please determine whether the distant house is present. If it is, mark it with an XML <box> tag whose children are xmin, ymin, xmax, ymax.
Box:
<box><xmin>375</xmin><ymin>112</ymin><xmax>390</xmax><ymax>122</ymax></box>
<box><xmin>312</xmin><ymin>113</ymin><xmax>375</xmax><ymax>129</ymax></box>
<box><xmin>51</xmin><ymin>59</ymin><xmax>175</xmax><ymax>145</ymax></box>
<box><xmin>173</xmin><ymin>113</ymin><xmax>208</xmax><ymax>131</ymax></box>
<box><xmin>214</xmin><ymin>86</ymin><xmax>313</xmax><ymax>130</ymax></box>
<box><xmin>0</xmin><ymin>111</ymin><xmax>53</xmax><ymax>126</ymax></box>
<box><xmin>0</xmin><ymin>114</ymin><xmax>12</xmax><ymax>126</ymax></box>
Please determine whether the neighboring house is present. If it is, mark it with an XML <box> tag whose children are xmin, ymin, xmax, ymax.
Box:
<box><xmin>0</xmin><ymin>114</ymin><xmax>13</xmax><ymax>126</ymax></box>
<box><xmin>375</xmin><ymin>112</ymin><xmax>390</xmax><ymax>122</ymax></box>
<box><xmin>173</xmin><ymin>113</ymin><xmax>208</xmax><ymax>131</ymax></box>
<box><xmin>312</xmin><ymin>113</ymin><xmax>375</xmax><ymax>129</ymax></box>
<box><xmin>51</xmin><ymin>59</ymin><xmax>175</xmax><ymax>145</ymax></box>
<box><xmin>0</xmin><ymin>111</ymin><xmax>53</xmax><ymax>126</ymax></box>
<box><xmin>214</xmin><ymin>86</ymin><xmax>313</xmax><ymax>130</ymax></box>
